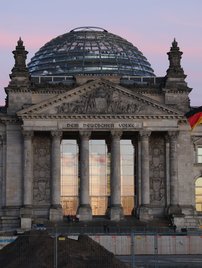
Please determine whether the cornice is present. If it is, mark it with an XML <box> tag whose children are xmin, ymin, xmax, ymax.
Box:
<box><xmin>31</xmin><ymin>89</ymin><xmax>67</xmax><ymax>94</ymax></box>
<box><xmin>162</xmin><ymin>87</ymin><xmax>192</xmax><ymax>94</ymax></box>
<box><xmin>0</xmin><ymin>115</ymin><xmax>21</xmax><ymax>124</ymax></box>
<box><xmin>18</xmin><ymin>113</ymin><xmax>184</xmax><ymax>120</ymax></box>
<box><xmin>6</xmin><ymin>88</ymin><xmax>31</xmax><ymax>93</ymax></box>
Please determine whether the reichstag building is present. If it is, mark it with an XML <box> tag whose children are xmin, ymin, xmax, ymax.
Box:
<box><xmin>0</xmin><ymin>26</ymin><xmax>202</xmax><ymax>229</ymax></box>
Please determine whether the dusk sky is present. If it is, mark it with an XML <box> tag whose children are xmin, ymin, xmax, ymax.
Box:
<box><xmin>0</xmin><ymin>0</ymin><xmax>202</xmax><ymax>106</ymax></box>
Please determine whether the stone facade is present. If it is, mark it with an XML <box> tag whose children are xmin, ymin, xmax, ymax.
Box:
<box><xmin>0</xmin><ymin>37</ymin><xmax>202</xmax><ymax>229</ymax></box>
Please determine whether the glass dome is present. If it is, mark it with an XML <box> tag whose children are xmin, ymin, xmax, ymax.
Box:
<box><xmin>28</xmin><ymin>27</ymin><xmax>155</xmax><ymax>77</ymax></box>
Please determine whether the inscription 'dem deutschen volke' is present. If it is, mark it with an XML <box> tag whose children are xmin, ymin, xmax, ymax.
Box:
<box><xmin>65</xmin><ymin>122</ymin><xmax>142</xmax><ymax>129</ymax></box>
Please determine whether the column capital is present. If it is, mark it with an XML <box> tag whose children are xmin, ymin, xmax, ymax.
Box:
<box><xmin>22</xmin><ymin>130</ymin><xmax>34</xmax><ymax>139</ymax></box>
<box><xmin>168</xmin><ymin>131</ymin><xmax>179</xmax><ymax>140</ymax></box>
<box><xmin>79</xmin><ymin>131</ymin><xmax>91</xmax><ymax>139</ymax></box>
<box><xmin>165</xmin><ymin>134</ymin><xmax>170</xmax><ymax>143</ymax></box>
<box><xmin>51</xmin><ymin>130</ymin><xmax>63</xmax><ymax>138</ymax></box>
<box><xmin>111</xmin><ymin>131</ymin><xmax>122</xmax><ymax>139</ymax></box>
<box><xmin>139</xmin><ymin>130</ymin><xmax>151</xmax><ymax>139</ymax></box>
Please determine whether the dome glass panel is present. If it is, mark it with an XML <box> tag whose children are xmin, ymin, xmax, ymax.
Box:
<box><xmin>28</xmin><ymin>27</ymin><xmax>155</xmax><ymax>77</ymax></box>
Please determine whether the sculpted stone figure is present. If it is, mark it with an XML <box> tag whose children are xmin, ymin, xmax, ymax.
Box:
<box><xmin>56</xmin><ymin>87</ymin><xmax>143</xmax><ymax>114</ymax></box>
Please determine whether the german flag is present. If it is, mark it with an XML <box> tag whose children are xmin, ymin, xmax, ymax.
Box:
<box><xmin>185</xmin><ymin>106</ymin><xmax>202</xmax><ymax>130</ymax></box>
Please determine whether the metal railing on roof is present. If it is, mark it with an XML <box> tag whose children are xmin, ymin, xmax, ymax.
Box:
<box><xmin>31</xmin><ymin>75</ymin><xmax>164</xmax><ymax>86</ymax></box>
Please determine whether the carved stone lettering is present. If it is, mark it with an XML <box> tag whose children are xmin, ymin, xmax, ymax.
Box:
<box><xmin>33</xmin><ymin>135</ymin><xmax>51</xmax><ymax>205</ymax></box>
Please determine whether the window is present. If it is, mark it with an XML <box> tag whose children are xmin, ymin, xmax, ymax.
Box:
<box><xmin>195</xmin><ymin>177</ymin><xmax>202</xmax><ymax>211</ymax></box>
<box><xmin>89</xmin><ymin>140</ymin><xmax>109</xmax><ymax>216</ymax></box>
<box><xmin>61</xmin><ymin>140</ymin><xmax>79</xmax><ymax>215</ymax></box>
<box><xmin>120</xmin><ymin>140</ymin><xmax>135</xmax><ymax>215</ymax></box>
<box><xmin>197</xmin><ymin>147</ymin><xmax>202</xmax><ymax>163</ymax></box>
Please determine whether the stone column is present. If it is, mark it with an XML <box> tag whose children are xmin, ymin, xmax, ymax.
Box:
<box><xmin>165</xmin><ymin>135</ymin><xmax>170</xmax><ymax>207</ymax></box>
<box><xmin>21</xmin><ymin>130</ymin><xmax>34</xmax><ymax>229</ymax></box>
<box><xmin>109</xmin><ymin>131</ymin><xmax>123</xmax><ymax>221</ymax></box>
<box><xmin>167</xmin><ymin>131</ymin><xmax>181</xmax><ymax>215</ymax></box>
<box><xmin>77</xmin><ymin>131</ymin><xmax>92</xmax><ymax>221</ymax></box>
<box><xmin>23</xmin><ymin>130</ymin><xmax>34</xmax><ymax>208</ymax></box>
<box><xmin>0</xmin><ymin>135</ymin><xmax>6</xmax><ymax>207</ymax></box>
<box><xmin>139</xmin><ymin>131</ymin><xmax>152</xmax><ymax>220</ymax></box>
<box><xmin>105</xmin><ymin>138</ymin><xmax>111</xmax><ymax>211</ymax></box>
<box><xmin>132</xmin><ymin>139</ymin><xmax>138</xmax><ymax>216</ymax></box>
<box><xmin>49</xmin><ymin>131</ymin><xmax>63</xmax><ymax>222</ymax></box>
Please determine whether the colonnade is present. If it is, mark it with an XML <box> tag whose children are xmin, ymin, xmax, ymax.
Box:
<box><xmin>22</xmin><ymin>130</ymin><xmax>179</xmax><ymax>221</ymax></box>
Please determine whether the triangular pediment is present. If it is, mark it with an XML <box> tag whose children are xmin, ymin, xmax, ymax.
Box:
<box><xmin>17</xmin><ymin>79</ymin><xmax>182</xmax><ymax>118</ymax></box>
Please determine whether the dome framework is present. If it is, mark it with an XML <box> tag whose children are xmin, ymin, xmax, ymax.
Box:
<box><xmin>28</xmin><ymin>27</ymin><xmax>155</xmax><ymax>77</ymax></box>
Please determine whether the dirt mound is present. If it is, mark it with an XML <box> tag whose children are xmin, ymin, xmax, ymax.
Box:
<box><xmin>0</xmin><ymin>231</ymin><xmax>128</xmax><ymax>268</ymax></box>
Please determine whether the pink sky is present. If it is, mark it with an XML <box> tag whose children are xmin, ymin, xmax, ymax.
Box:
<box><xmin>0</xmin><ymin>0</ymin><xmax>202</xmax><ymax>106</ymax></box>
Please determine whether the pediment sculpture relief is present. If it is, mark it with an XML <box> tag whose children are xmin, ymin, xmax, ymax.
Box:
<box><xmin>56</xmin><ymin>87</ymin><xmax>143</xmax><ymax>114</ymax></box>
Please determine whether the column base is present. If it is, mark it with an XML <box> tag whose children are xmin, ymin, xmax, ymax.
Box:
<box><xmin>138</xmin><ymin>205</ymin><xmax>153</xmax><ymax>221</ymax></box>
<box><xmin>167</xmin><ymin>204</ymin><xmax>182</xmax><ymax>216</ymax></box>
<box><xmin>108</xmin><ymin>205</ymin><xmax>124</xmax><ymax>221</ymax></box>
<box><xmin>77</xmin><ymin>205</ymin><xmax>92</xmax><ymax>221</ymax></box>
<box><xmin>172</xmin><ymin>214</ymin><xmax>185</xmax><ymax>231</ymax></box>
<box><xmin>49</xmin><ymin>207</ymin><xmax>63</xmax><ymax>222</ymax></box>
<box><xmin>20</xmin><ymin>207</ymin><xmax>33</xmax><ymax>230</ymax></box>
<box><xmin>181</xmin><ymin>205</ymin><xmax>195</xmax><ymax>216</ymax></box>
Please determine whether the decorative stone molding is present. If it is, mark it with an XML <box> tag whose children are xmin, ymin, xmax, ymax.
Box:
<box><xmin>79</xmin><ymin>131</ymin><xmax>91</xmax><ymax>139</ymax></box>
<box><xmin>168</xmin><ymin>131</ymin><xmax>179</xmax><ymax>140</ymax></box>
<box><xmin>51</xmin><ymin>130</ymin><xmax>62</xmax><ymax>138</ymax></box>
<box><xmin>139</xmin><ymin>131</ymin><xmax>151</xmax><ymax>139</ymax></box>
<box><xmin>111</xmin><ymin>131</ymin><xmax>122</xmax><ymax>139</ymax></box>
<box><xmin>18</xmin><ymin>114</ymin><xmax>184</xmax><ymax>120</ymax></box>
<box><xmin>22</xmin><ymin>130</ymin><xmax>34</xmax><ymax>139</ymax></box>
